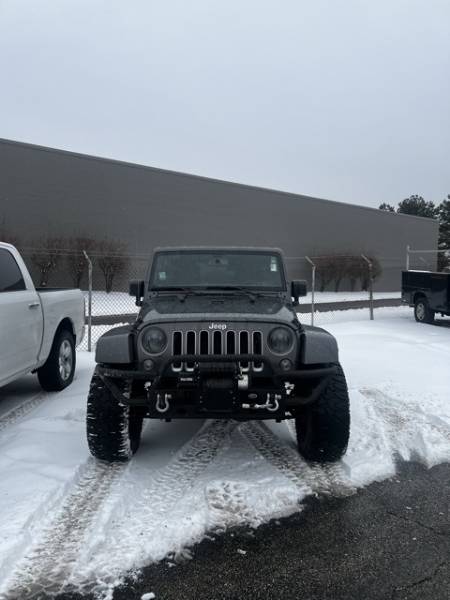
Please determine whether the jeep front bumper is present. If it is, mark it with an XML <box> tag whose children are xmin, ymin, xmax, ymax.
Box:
<box><xmin>96</xmin><ymin>355</ymin><xmax>336</xmax><ymax>420</ymax></box>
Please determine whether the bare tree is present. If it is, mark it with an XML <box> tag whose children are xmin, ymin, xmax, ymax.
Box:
<box><xmin>359</xmin><ymin>256</ymin><xmax>382</xmax><ymax>290</ymax></box>
<box><xmin>96</xmin><ymin>240</ymin><xmax>128</xmax><ymax>293</ymax></box>
<box><xmin>315</xmin><ymin>255</ymin><xmax>351</xmax><ymax>292</ymax></box>
<box><xmin>31</xmin><ymin>237</ymin><xmax>64</xmax><ymax>287</ymax></box>
<box><xmin>314</xmin><ymin>254</ymin><xmax>383</xmax><ymax>292</ymax></box>
<box><xmin>66</xmin><ymin>237</ymin><xmax>98</xmax><ymax>287</ymax></box>
<box><xmin>0</xmin><ymin>228</ymin><xmax>21</xmax><ymax>248</ymax></box>
<box><xmin>331</xmin><ymin>256</ymin><xmax>351</xmax><ymax>292</ymax></box>
<box><xmin>315</xmin><ymin>256</ymin><xmax>335</xmax><ymax>292</ymax></box>
<box><xmin>347</xmin><ymin>256</ymin><xmax>362</xmax><ymax>291</ymax></box>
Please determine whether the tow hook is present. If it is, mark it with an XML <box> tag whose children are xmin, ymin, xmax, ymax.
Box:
<box><xmin>266</xmin><ymin>393</ymin><xmax>280</xmax><ymax>412</ymax></box>
<box><xmin>156</xmin><ymin>393</ymin><xmax>171</xmax><ymax>413</ymax></box>
<box><xmin>242</xmin><ymin>393</ymin><xmax>281</xmax><ymax>412</ymax></box>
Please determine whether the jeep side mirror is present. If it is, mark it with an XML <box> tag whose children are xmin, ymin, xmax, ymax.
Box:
<box><xmin>129</xmin><ymin>279</ymin><xmax>145</xmax><ymax>306</ymax></box>
<box><xmin>291</xmin><ymin>280</ymin><xmax>307</xmax><ymax>304</ymax></box>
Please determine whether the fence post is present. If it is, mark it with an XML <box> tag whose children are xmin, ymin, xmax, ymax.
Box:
<box><xmin>83</xmin><ymin>251</ymin><xmax>93</xmax><ymax>352</ymax></box>
<box><xmin>361</xmin><ymin>255</ymin><xmax>374</xmax><ymax>321</ymax></box>
<box><xmin>406</xmin><ymin>245</ymin><xmax>410</xmax><ymax>271</ymax></box>
<box><xmin>305</xmin><ymin>256</ymin><xmax>315</xmax><ymax>326</ymax></box>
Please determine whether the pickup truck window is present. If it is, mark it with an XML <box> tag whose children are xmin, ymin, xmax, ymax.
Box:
<box><xmin>150</xmin><ymin>251</ymin><xmax>285</xmax><ymax>291</ymax></box>
<box><xmin>0</xmin><ymin>248</ymin><xmax>26</xmax><ymax>292</ymax></box>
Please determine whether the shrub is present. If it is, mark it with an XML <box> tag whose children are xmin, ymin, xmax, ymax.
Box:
<box><xmin>30</xmin><ymin>237</ymin><xmax>64</xmax><ymax>287</ymax></box>
<box><xmin>66</xmin><ymin>237</ymin><xmax>98</xmax><ymax>287</ymax></box>
<box><xmin>96</xmin><ymin>240</ymin><xmax>129</xmax><ymax>293</ymax></box>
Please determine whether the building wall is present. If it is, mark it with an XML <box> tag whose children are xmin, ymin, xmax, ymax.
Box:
<box><xmin>0</xmin><ymin>138</ymin><xmax>439</xmax><ymax>290</ymax></box>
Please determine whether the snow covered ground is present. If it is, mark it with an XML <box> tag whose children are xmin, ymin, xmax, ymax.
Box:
<box><xmin>83</xmin><ymin>291</ymin><xmax>137</xmax><ymax>316</ymax></box>
<box><xmin>0</xmin><ymin>308</ymin><xmax>449</xmax><ymax>599</ymax></box>
<box><xmin>303</xmin><ymin>290</ymin><xmax>400</xmax><ymax>302</ymax></box>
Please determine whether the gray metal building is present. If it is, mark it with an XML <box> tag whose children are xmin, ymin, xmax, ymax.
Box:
<box><xmin>0</xmin><ymin>138</ymin><xmax>439</xmax><ymax>290</ymax></box>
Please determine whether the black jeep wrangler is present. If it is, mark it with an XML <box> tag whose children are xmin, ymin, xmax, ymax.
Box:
<box><xmin>87</xmin><ymin>247</ymin><xmax>350</xmax><ymax>463</ymax></box>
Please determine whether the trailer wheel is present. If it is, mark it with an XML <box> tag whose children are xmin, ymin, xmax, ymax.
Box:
<box><xmin>86</xmin><ymin>371</ymin><xmax>144</xmax><ymax>462</ymax></box>
<box><xmin>295</xmin><ymin>363</ymin><xmax>350</xmax><ymax>463</ymax></box>
<box><xmin>414</xmin><ymin>297</ymin><xmax>435</xmax><ymax>324</ymax></box>
<box><xmin>37</xmin><ymin>328</ymin><xmax>76</xmax><ymax>391</ymax></box>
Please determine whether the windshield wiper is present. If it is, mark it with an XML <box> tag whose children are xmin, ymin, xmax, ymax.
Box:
<box><xmin>203</xmin><ymin>286</ymin><xmax>263</xmax><ymax>303</ymax></box>
<box><xmin>153</xmin><ymin>287</ymin><xmax>207</xmax><ymax>302</ymax></box>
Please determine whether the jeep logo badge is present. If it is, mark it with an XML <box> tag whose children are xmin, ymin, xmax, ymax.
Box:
<box><xmin>209</xmin><ymin>323</ymin><xmax>227</xmax><ymax>330</ymax></box>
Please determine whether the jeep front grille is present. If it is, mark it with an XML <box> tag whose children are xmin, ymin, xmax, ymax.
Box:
<box><xmin>171</xmin><ymin>330</ymin><xmax>263</xmax><ymax>372</ymax></box>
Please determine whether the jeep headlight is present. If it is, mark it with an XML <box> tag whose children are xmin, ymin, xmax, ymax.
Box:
<box><xmin>142</xmin><ymin>327</ymin><xmax>167</xmax><ymax>354</ymax></box>
<box><xmin>268</xmin><ymin>327</ymin><xmax>294</xmax><ymax>354</ymax></box>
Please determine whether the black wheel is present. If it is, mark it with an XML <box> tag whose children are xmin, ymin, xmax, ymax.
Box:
<box><xmin>414</xmin><ymin>297</ymin><xmax>435</xmax><ymax>324</ymax></box>
<box><xmin>295</xmin><ymin>363</ymin><xmax>350</xmax><ymax>463</ymax></box>
<box><xmin>37</xmin><ymin>328</ymin><xmax>76</xmax><ymax>391</ymax></box>
<box><xmin>86</xmin><ymin>370</ymin><xmax>144</xmax><ymax>462</ymax></box>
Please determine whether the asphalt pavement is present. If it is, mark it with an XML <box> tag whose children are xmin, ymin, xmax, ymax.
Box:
<box><xmin>59</xmin><ymin>460</ymin><xmax>450</xmax><ymax>600</ymax></box>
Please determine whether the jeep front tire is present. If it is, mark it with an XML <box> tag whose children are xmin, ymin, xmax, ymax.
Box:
<box><xmin>295</xmin><ymin>363</ymin><xmax>350</xmax><ymax>462</ymax></box>
<box><xmin>86</xmin><ymin>371</ymin><xmax>144</xmax><ymax>462</ymax></box>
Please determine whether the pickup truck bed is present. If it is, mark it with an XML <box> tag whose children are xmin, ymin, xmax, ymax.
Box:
<box><xmin>402</xmin><ymin>270</ymin><xmax>450</xmax><ymax>323</ymax></box>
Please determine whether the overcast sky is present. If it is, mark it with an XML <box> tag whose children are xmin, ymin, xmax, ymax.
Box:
<box><xmin>0</xmin><ymin>1</ymin><xmax>449</xmax><ymax>208</ymax></box>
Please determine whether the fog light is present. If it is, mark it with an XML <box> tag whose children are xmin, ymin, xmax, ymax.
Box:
<box><xmin>279</xmin><ymin>358</ymin><xmax>292</xmax><ymax>371</ymax></box>
<box><xmin>143</xmin><ymin>359</ymin><xmax>155</xmax><ymax>371</ymax></box>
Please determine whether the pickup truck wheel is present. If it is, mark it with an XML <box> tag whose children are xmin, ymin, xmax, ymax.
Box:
<box><xmin>414</xmin><ymin>297</ymin><xmax>435</xmax><ymax>324</ymax></box>
<box><xmin>295</xmin><ymin>363</ymin><xmax>350</xmax><ymax>463</ymax></box>
<box><xmin>37</xmin><ymin>329</ymin><xmax>76</xmax><ymax>391</ymax></box>
<box><xmin>86</xmin><ymin>372</ymin><xmax>143</xmax><ymax>462</ymax></box>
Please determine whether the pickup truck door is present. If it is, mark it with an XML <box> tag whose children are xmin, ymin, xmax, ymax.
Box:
<box><xmin>0</xmin><ymin>248</ymin><xmax>43</xmax><ymax>383</ymax></box>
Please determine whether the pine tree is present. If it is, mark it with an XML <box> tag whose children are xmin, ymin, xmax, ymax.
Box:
<box><xmin>397</xmin><ymin>195</ymin><xmax>438</xmax><ymax>219</ymax></box>
<box><xmin>378</xmin><ymin>203</ymin><xmax>395</xmax><ymax>212</ymax></box>
<box><xmin>438</xmin><ymin>196</ymin><xmax>450</xmax><ymax>271</ymax></box>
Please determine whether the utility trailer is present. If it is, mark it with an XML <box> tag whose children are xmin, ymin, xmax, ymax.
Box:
<box><xmin>402</xmin><ymin>270</ymin><xmax>450</xmax><ymax>323</ymax></box>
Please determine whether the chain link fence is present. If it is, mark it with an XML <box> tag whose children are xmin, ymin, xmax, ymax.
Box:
<box><xmin>284</xmin><ymin>254</ymin><xmax>404</xmax><ymax>327</ymax></box>
<box><xmin>18</xmin><ymin>248</ymin><xmax>410</xmax><ymax>351</ymax></box>
<box><xmin>20</xmin><ymin>248</ymin><xmax>147</xmax><ymax>351</ymax></box>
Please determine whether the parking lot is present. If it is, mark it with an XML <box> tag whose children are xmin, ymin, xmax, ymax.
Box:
<box><xmin>0</xmin><ymin>307</ymin><xmax>448</xmax><ymax>599</ymax></box>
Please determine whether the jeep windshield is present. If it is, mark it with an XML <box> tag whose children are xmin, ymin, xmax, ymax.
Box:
<box><xmin>149</xmin><ymin>250</ymin><xmax>285</xmax><ymax>291</ymax></box>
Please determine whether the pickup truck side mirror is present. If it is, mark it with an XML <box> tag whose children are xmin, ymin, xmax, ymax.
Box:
<box><xmin>129</xmin><ymin>279</ymin><xmax>145</xmax><ymax>306</ymax></box>
<box><xmin>291</xmin><ymin>280</ymin><xmax>307</xmax><ymax>304</ymax></box>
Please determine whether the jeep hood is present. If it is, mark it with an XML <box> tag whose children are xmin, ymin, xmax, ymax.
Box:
<box><xmin>139</xmin><ymin>295</ymin><xmax>299</xmax><ymax>325</ymax></box>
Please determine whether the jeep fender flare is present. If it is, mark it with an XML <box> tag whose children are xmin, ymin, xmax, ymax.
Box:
<box><xmin>299</xmin><ymin>325</ymin><xmax>339</xmax><ymax>365</ymax></box>
<box><xmin>95</xmin><ymin>325</ymin><xmax>134</xmax><ymax>364</ymax></box>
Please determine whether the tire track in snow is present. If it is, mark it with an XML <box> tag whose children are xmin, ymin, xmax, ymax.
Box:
<box><xmin>241</xmin><ymin>421</ymin><xmax>354</xmax><ymax>498</ymax></box>
<box><xmin>0</xmin><ymin>392</ymin><xmax>48</xmax><ymax>434</ymax></box>
<box><xmin>359</xmin><ymin>388</ymin><xmax>450</xmax><ymax>458</ymax></box>
<box><xmin>133</xmin><ymin>420</ymin><xmax>237</xmax><ymax>507</ymax></box>
<box><xmin>0</xmin><ymin>459</ymin><xmax>125</xmax><ymax>600</ymax></box>
<box><xmin>359</xmin><ymin>387</ymin><xmax>450</xmax><ymax>478</ymax></box>
<box><xmin>1</xmin><ymin>419</ymin><xmax>235</xmax><ymax>599</ymax></box>
<box><xmin>70</xmin><ymin>419</ymin><xmax>237</xmax><ymax>596</ymax></box>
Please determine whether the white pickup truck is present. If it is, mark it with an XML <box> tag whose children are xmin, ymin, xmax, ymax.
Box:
<box><xmin>0</xmin><ymin>242</ymin><xmax>85</xmax><ymax>390</ymax></box>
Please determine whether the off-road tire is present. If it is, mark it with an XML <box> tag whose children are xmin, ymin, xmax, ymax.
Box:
<box><xmin>37</xmin><ymin>329</ymin><xmax>76</xmax><ymax>391</ymax></box>
<box><xmin>295</xmin><ymin>363</ymin><xmax>350</xmax><ymax>463</ymax></box>
<box><xmin>86</xmin><ymin>371</ymin><xmax>144</xmax><ymax>462</ymax></box>
<box><xmin>414</xmin><ymin>296</ymin><xmax>435</xmax><ymax>324</ymax></box>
